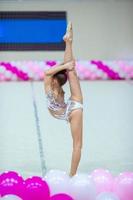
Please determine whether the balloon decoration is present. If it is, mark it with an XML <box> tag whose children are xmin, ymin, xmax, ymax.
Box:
<box><xmin>112</xmin><ymin>172</ymin><xmax>133</xmax><ymax>200</ymax></box>
<box><xmin>0</xmin><ymin>171</ymin><xmax>25</xmax><ymax>198</ymax></box>
<box><xmin>0</xmin><ymin>60</ymin><xmax>133</xmax><ymax>81</ymax></box>
<box><xmin>0</xmin><ymin>62</ymin><xmax>29</xmax><ymax>81</ymax></box>
<box><xmin>96</xmin><ymin>192</ymin><xmax>120</xmax><ymax>200</ymax></box>
<box><xmin>0</xmin><ymin>195</ymin><xmax>23</xmax><ymax>200</ymax></box>
<box><xmin>44</xmin><ymin>170</ymin><xmax>70</xmax><ymax>195</ymax></box>
<box><xmin>50</xmin><ymin>193</ymin><xmax>73</xmax><ymax>200</ymax></box>
<box><xmin>91</xmin><ymin>61</ymin><xmax>122</xmax><ymax>80</ymax></box>
<box><xmin>91</xmin><ymin>169</ymin><xmax>114</xmax><ymax>194</ymax></box>
<box><xmin>1</xmin><ymin>169</ymin><xmax>133</xmax><ymax>200</ymax></box>
<box><xmin>68</xmin><ymin>173</ymin><xmax>96</xmax><ymax>200</ymax></box>
<box><xmin>24</xmin><ymin>176</ymin><xmax>50</xmax><ymax>200</ymax></box>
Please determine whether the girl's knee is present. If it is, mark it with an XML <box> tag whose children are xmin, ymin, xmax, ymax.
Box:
<box><xmin>73</xmin><ymin>142</ymin><xmax>82</xmax><ymax>150</ymax></box>
<box><xmin>73</xmin><ymin>137</ymin><xmax>83</xmax><ymax>150</ymax></box>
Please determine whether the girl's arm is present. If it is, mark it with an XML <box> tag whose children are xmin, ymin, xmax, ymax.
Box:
<box><xmin>44</xmin><ymin>63</ymin><xmax>65</xmax><ymax>94</ymax></box>
<box><xmin>45</xmin><ymin>61</ymin><xmax>74</xmax><ymax>76</ymax></box>
<box><xmin>45</xmin><ymin>63</ymin><xmax>66</xmax><ymax>76</ymax></box>
<box><xmin>44</xmin><ymin>61</ymin><xmax>75</xmax><ymax>94</ymax></box>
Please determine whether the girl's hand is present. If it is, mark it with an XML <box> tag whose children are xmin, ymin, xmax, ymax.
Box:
<box><xmin>66</xmin><ymin>60</ymin><xmax>75</xmax><ymax>71</ymax></box>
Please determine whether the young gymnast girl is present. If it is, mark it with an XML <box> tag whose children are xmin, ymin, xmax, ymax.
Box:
<box><xmin>44</xmin><ymin>22</ymin><xmax>83</xmax><ymax>177</ymax></box>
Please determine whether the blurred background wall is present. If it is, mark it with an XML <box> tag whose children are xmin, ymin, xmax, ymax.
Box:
<box><xmin>0</xmin><ymin>0</ymin><xmax>133</xmax><ymax>60</ymax></box>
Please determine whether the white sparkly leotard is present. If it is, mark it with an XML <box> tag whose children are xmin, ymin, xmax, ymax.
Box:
<box><xmin>46</xmin><ymin>90</ymin><xmax>83</xmax><ymax>122</ymax></box>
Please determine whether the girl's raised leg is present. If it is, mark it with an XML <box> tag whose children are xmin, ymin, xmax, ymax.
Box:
<box><xmin>63</xmin><ymin>23</ymin><xmax>83</xmax><ymax>176</ymax></box>
<box><xmin>63</xmin><ymin>22</ymin><xmax>83</xmax><ymax>102</ymax></box>
<box><xmin>63</xmin><ymin>22</ymin><xmax>74</xmax><ymax>63</ymax></box>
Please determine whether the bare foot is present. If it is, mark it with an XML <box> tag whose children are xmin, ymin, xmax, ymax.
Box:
<box><xmin>63</xmin><ymin>21</ymin><xmax>73</xmax><ymax>43</ymax></box>
<box><xmin>69</xmin><ymin>172</ymin><xmax>76</xmax><ymax>177</ymax></box>
<box><xmin>69</xmin><ymin>174</ymin><xmax>73</xmax><ymax>178</ymax></box>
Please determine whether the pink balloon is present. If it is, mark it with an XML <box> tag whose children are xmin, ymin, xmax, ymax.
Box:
<box><xmin>33</xmin><ymin>65</ymin><xmax>40</xmax><ymax>73</ymax></box>
<box><xmin>84</xmin><ymin>70</ymin><xmax>91</xmax><ymax>78</ymax></box>
<box><xmin>117</xmin><ymin>61</ymin><xmax>125</xmax><ymax>67</ymax></box>
<box><xmin>29</xmin><ymin>65</ymin><xmax>35</xmax><ymax>71</ymax></box>
<box><xmin>39</xmin><ymin>71</ymin><xmax>44</xmax><ymax>80</ymax></box>
<box><xmin>35</xmin><ymin>69</ymin><xmax>42</xmax><ymax>79</ymax></box>
<box><xmin>0</xmin><ymin>171</ymin><xmax>24</xmax><ymax>198</ymax></box>
<box><xmin>24</xmin><ymin>176</ymin><xmax>50</xmax><ymax>200</ymax></box>
<box><xmin>78</xmin><ymin>67</ymin><xmax>84</xmax><ymax>72</ymax></box>
<box><xmin>91</xmin><ymin>169</ymin><xmax>114</xmax><ymax>194</ymax></box>
<box><xmin>50</xmin><ymin>193</ymin><xmax>73</xmax><ymax>200</ymax></box>
<box><xmin>35</xmin><ymin>68</ymin><xmax>41</xmax><ymax>74</ymax></box>
<box><xmin>123</xmin><ymin>66</ymin><xmax>131</xmax><ymax>73</ymax></box>
<box><xmin>28</xmin><ymin>61</ymin><xmax>34</xmax><ymax>66</ymax></box>
<box><xmin>130</xmin><ymin>71</ymin><xmax>133</xmax><ymax>78</ymax></box>
<box><xmin>112</xmin><ymin>172</ymin><xmax>133</xmax><ymax>200</ymax></box>
<box><xmin>0</xmin><ymin>74</ymin><xmax>6</xmax><ymax>81</ymax></box>
<box><xmin>89</xmin><ymin>73</ymin><xmax>97</xmax><ymax>80</ymax></box>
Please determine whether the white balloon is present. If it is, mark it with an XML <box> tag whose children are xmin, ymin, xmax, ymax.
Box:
<box><xmin>44</xmin><ymin>169</ymin><xmax>70</xmax><ymax>195</ymax></box>
<box><xmin>96</xmin><ymin>192</ymin><xmax>120</xmax><ymax>200</ymax></box>
<box><xmin>28</xmin><ymin>71</ymin><xmax>34</xmax><ymax>78</ymax></box>
<box><xmin>5</xmin><ymin>71</ymin><xmax>12</xmax><ymax>78</ymax></box>
<box><xmin>21</xmin><ymin>65</ymin><xmax>29</xmax><ymax>72</ymax></box>
<box><xmin>0</xmin><ymin>66</ymin><xmax>6</xmax><ymax>73</ymax></box>
<box><xmin>11</xmin><ymin>74</ymin><xmax>18</xmax><ymax>81</ymax></box>
<box><xmin>102</xmin><ymin>73</ymin><xmax>108</xmax><ymax>79</ymax></box>
<box><xmin>68</xmin><ymin>173</ymin><xmax>97</xmax><ymax>200</ymax></box>
<box><xmin>34</xmin><ymin>74</ymin><xmax>40</xmax><ymax>81</ymax></box>
<box><xmin>39</xmin><ymin>61</ymin><xmax>44</xmax><ymax>68</ymax></box>
<box><xmin>96</xmin><ymin>70</ymin><xmax>104</xmax><ymax>76</ymax></box>
<box><xmin>10</xmin><ymin>61</ymin><xmax>16</xmax><ymax>66</ymax></box>
<box><xmin>90</xmin><ymin>64</ymin><xmax>97</xmax><ymax>72</ymax></box>
<box><xmin>0</xmin><ymin>195</ymin><xmax>22</xmax><ymax>200</ymax></box>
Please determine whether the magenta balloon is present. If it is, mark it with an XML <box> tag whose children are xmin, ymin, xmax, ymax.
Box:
<box><xmin>0</xmin><ymin>171</ymin><xmax>24</xmax><ymax>198</ymax></box>
<box><xmin>18</xmin><ymin>70</ymin><xmax>24</xmax><ymax>76</ymax></box>
<box><xmin>24</xmin><ymin>176</ymin><xmax>50</xmax><ymax>200</ymax></box>
<box><xmin>46</xmin><ymin>61</ymin><xmax>57</xmax><ymax>67</ymax></box>
<box><xmin>113</xmin><ymin>172</ymin><xmax>133</xmax><ymax>200</ymax></box>
<box><xmin>5</xmin><ymin>65</ymin><xmax>10</xmax><ymax>70</ymax></box>
<box><xmin>22</xmin><ymin>74</ymin><xmax>29</xmax><ymax>81</ymax></box>
<box><xmin>50</xmin><ymin>193</ymin><xmax>73</xmax><ymax>200</ymax></box>
<box><xmin>15</xmin><ymin>71</ymin><xmax>20</xmax><ymax>76</ymax></box>
<box><xmin>91</xmin><ymin>169</ymin><xmax>114</xmax><ymax>194</ymax></box>
<box><xmin>5</xmin><ymin>63</ymin><xmax>11</xmax><ymax>68</ymax></box>
<box><xmin>11</xmin><ymin>67</ymin><xmax>17</xmax><ymax>73</ymax></box>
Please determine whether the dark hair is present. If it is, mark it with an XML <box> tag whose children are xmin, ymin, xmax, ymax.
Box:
<box><xmin>53</xmin><ymin>69</ymin><xmax>67</xmax><ymax>86</ymax></box>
